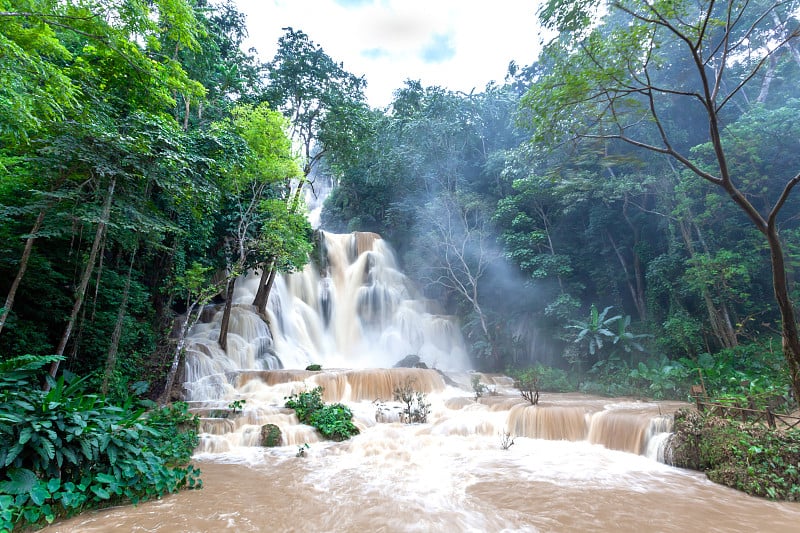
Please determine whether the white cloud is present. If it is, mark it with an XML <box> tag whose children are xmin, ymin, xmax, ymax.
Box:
<box><xmin>235</xmin><ymin>0</ymin><xmax>544</xmax><ymax>108</ymax></box>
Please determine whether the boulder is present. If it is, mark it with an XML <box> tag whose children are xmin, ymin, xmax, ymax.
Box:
<box><xmin>393</xmin><ymin>355</ymin><xmax>421</xmax><ymax>368</ymax></box>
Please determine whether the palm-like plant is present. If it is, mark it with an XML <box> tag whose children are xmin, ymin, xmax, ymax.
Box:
<box><xmin>567</xmin><ymin>304</ymin><xmax>622</xmax><ymax>358</ymax></box>
<box><xmin>612</xmin><ymin>315</ymin><xmax>650</xmax><ymax>354</ymax></box>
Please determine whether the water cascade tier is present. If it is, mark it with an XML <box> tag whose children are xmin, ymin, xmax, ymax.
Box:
<box><xmin>180</xmin><ymin>230</ymin><xmax>677</xmax><ymax>459</ymax></box>
<box><xmin>187</xmin><ymin>369</ymin><xmax>677</xmax><ymax>459</ymax></box>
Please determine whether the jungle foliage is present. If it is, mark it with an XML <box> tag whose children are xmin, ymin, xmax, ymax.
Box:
<box><xmin>3</xmin><ymin>0</ymin><xmax>800</xmax><ymax>506</ymax></box>
<box><xmin>668</xmin><ymin>408</ymin><xmax>800</xmax><ymax>500</ymax></box>
<box><xmin>0</xmin><ymin>355</ymin><xmax>200</xmax><ymax>531</ymax></box>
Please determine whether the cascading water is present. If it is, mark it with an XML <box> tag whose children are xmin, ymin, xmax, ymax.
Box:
<box><xmin>46</xmin><ymin>230</ymin><xmax>800</xmax><ymax>531</ymax></box>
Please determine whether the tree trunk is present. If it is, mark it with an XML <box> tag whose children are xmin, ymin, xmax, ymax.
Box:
<box><xmin>677</xmin><ymin>217</ymin><xmax>739</xmax><ymax>349</ymax></box>
<box><xmin>48</xmin><ymin>177</ymin><xmax>116</xmax><ymax>381</ymax></box>
<box><xmin>607</xmin><ymin>232</ymin><xmax>647</xmax><ymax>322</ymax></box>
<box><xmin>756</xmin><ymin>53</ymin><xmax>779</xmax><ymax>104</ymax></box>
<box><xmin>252</xmin><ymin>260</ymin><xmax>278</xmax><ymax>316</ymax></box>
<box><xmin>766</xmin><ymin>224</ymin><xmax>800</xmax><ymax>402</ymax></box>
<box><xmin>101</xmin><ymin>247</ymin><xmax>136</xmax><ymax>396</ymax></box>
<box><xmin>218</xmin><ymin>277</ymin><xmax>235</xmax><ymax>352</ymax></box>
<box><xmin>0</xmin><ymin>209</ymin><xmax>45</xmax><ymax>335</ymax></box>
<box><xmin>622</xmin><ymin>196</ymin><xmax>648</xmax><ymax>321</ymax></box>
<box><xmin>159</xmin><ymin>303</ymin><xmax>199</xmax><ymax>405</ymax></box>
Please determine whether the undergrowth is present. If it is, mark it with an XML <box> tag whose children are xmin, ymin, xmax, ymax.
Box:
<box><xmin>0</xmin><ymin>355</ymin><xmax>201</xmax><ymax>532</ymax></box>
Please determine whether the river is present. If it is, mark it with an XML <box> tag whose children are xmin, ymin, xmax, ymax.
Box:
<box><xmin>47</xmin><ymin>385</ymin><xmax>800</xmax><ymax>532</ymax></box>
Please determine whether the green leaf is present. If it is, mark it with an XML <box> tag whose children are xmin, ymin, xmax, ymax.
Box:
<box><xmin>29</xmin><ymin>484</ymin><xmax>51</xmax><ymax>505</ymax></box>
<box><xmin>3</xmin><ymin>442</ymin><xmax>22</xmax><ymax>467</ymax></box>
<box><xmin>18</xmin><ymin>426</ymin><xmax>33</xmax><ymax>445</ymax></box>
<box><xmin>94</xmin><ymin>472</ymin><xmax>117</xmax><ymax>484</ymax></box>
<box><xmin>36</xmin><ymin>437</ymin><xmax>56</xmax><ymax>462</ymax></box>
<box><xmin>0</xmin><ymin>494</ymin><xmax>14</xmax><ymax>509</ymax></box>
<box><xmin>23</xmin><ymin>506</ymin><xmax>41</xmax><ymax>523</ymax></box>
<box><xmin>90</xmin><ymin>485</ymin><xmax>111</xmax><ymax>500</ymax></box>
<box><xmin>47</xmin><ymin>478</ymin><xmax>61</xmax><ymax>492</ymax></box>
<box><xmin>0</xmin><ymin>468</ymin><xmax>36</xmax><ymax>495</ymax></box>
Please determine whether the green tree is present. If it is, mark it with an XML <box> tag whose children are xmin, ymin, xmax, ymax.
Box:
<box><xmin>263</xmin><ymin>27</ymin><xmax>367</xmax><ymax>203</ymax></box>
<box><xmin>208</xmin><ymin>102</ymin><xmax>303</xmax><ymax>349</ymax></box>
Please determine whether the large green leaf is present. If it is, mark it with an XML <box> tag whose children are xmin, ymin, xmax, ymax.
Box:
<box><xmin>29</xmin><ymin>483</ymin><xmax>51</xmax><ymax>506</ymax></box>
<box><xmin>0</xmin><ymin>468</ymin><xmax>36</xmax><ymax>495</ymax></box>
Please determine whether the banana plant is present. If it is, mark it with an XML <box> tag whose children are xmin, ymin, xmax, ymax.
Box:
<box><xmin>567</xmin><ymin>304</ymin><xmax>622</xmax><ymax>358</ymax></box>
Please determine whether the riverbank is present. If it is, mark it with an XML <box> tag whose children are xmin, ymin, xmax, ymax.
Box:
<box><xmin>666</xmin><ymin>408</ymin><xmax>800</xmax><ymax>500</ymax></box>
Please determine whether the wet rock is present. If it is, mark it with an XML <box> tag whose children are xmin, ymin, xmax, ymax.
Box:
<box><xmin>663</xmin><ymin>407</ymin><xmax>703</xmax><ymax>469</ymax></box>
<box><xmin>393</xmin><ymin>355</ymin><xmax>421</xmax><ymax>368</ymax></box>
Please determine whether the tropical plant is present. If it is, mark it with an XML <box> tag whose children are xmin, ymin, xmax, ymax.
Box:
<box><xmin>228</xmin><ymin>399</ymin><xmax>246</xmax><ymax>414</ymax></box>
<box><xmin>567</xmin><ymin>304</ymin><xmax>622</xmax><ymax>361</ymax></box>
<box><xmin>0</xmin><ymin>355</ymin><xmax>201</xmax><ymax>531</ymax></box>
<box><xmin>526</xmin><ymin>0</ymin><xmax>800</xmax><ymax>400</ymax></box>
<box><xmin>471</xmin><ymin>375</ymin><xmax>488</xmax><ymax>401</ymax></box>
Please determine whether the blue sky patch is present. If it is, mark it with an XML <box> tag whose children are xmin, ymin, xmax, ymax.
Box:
<box><xmin>362</xmin><ymin>47</ymin><xmax>391</xmax><ymax>59</ymax></box>
<box><xmin>420</xmin><ymin>33</ymin><xmax>456</xmax><ymax>63</ymax></box>
<box><xmin>333</xmin><ymin>0</ymin><xmax>373</xmax><ymax>7</ymax></box>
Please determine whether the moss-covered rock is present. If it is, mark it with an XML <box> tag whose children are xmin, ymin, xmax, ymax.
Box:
<box><xmin>260</xmin><ymin>423</ymin><xmax>282</xmax><ymax>447</ymax></box>
<box><xmin>664</xmin><ymin>408</ymin><xmax>704</xmax><ymax>470</ymax></box>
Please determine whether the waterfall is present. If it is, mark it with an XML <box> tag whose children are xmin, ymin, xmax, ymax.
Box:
<box><xmin>180</xmin><ymin>230</ymin><xmax>677</xmax><ymax>467</ymax></box>
<box><xmin>182</xmin><ymin>231</ymin><xmax>470</xmax><ymax>401</ymax></box>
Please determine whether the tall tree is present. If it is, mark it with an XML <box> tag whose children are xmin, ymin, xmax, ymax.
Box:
<box><xmin>263</xmin><ymin>27</ymin><xmax>367</xmax><ymax>202</ymax></box>
<box><xmin>209</xmin><ymin>103</ymin><xmax>305</xmax><ymax>349</ymax></box>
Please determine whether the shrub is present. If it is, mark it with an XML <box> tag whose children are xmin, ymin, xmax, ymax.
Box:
<box><xmin>228</xmin><ymin>399</ymin><xmax>246</xmax><ymax>414</ymax></box>
<box><xmin>0</xmin><ymin>355</ymin><xmax>201</xmax><ymax>531</ymax></box>
<box><xmin>393</xmin><ymin>379</ymin><xmax>430</xmax><ymax>423</ymax></box>
<box><xmin>511</xmin><ymin>368</ymin><xmax>541</xmax><ymax>405</ymax></box>
<box><xmin>471</xmin><ymin>375</ymin><xmax>488</xmax><ymax>401</ymax></box>
<box><xmin>284</xmin><ymin>387</ymin><xmax>359</xmax><ymax>441</ymax></box>
<box><xmin>508</xmin><ymin>365</ymin><xmax>572</xmax><ymax>393</ymax></box>
<box><xmin>667</xmin><ymin>409</ymin><xmax>800</xmax><ymax>501</ymax></box>
<box><xmin>310</xmin><ymin>404</ymin><xmax>359</xmax><ymax>441</ymax></box>
<box><xmin>284</xmin><ymin>387</ymin><xmax>325</xmax><ymax>425</ymax></box>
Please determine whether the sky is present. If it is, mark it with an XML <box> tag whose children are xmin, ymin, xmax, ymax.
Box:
<box><xmin>234</xmin><ymin>0</ymin><xmax>545</xmax><ymax>108</ymax></box>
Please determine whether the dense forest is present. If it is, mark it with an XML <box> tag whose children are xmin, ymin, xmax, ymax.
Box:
<box><xmin>2</xmin><ymin>0</ymin><xmax>800</xmax><ymax>525</ymax></box>
<box><xmin>3</xmin><ymin>0</ymin><xmax>800</xmax><ymax>401</ymax></box>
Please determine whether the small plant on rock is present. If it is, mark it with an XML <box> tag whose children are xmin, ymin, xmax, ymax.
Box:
<box><xmin>500</xmin><ymin>430</ymin><xmax>515</xmax><ymax>450</ymax></box>
<box><xmin>471</xmin><ymin>374</ymin><xmax>488</xmax><ymax>402</ymax></box>
<box><xmin>228</xmin><ymin>399</ymin><xmax>246</xmax><ymax>414</ymax></box>
<box><xmin>296</xmin><ymin>443</ymin><xmax>310</xmax><ymax>458</ymax></box>
<box><xmin>393</xmin><ymin>379</ymin><xmax>431</xmax><ymax>423</ymax></box>
<box><xmin>513</xmin><ymin>369</ymin><xmax>541</xmax><ymax>405</ymax></box>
